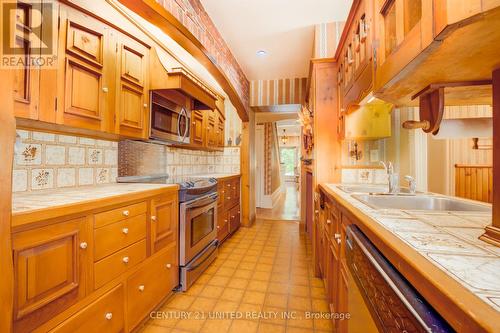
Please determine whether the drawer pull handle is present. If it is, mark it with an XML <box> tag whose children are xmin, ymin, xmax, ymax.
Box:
<box><xmin>151</xmin><ymin>215</ymin><xmax>157</xmax><ymax>222</ymax></box>
<box><xmin>138</xmin><ymin>285</ymin><xmax>145</xmax><ymax>292</ymax></box>
<box><xmin>122</xmin><ymin>210</ymin><xmax>130</xmax><ymax>217</ymax></box>
<box><xmin>326</xmin><ymin>219</ymin><xmax>332</xmax><ymax>224</ymax></box>
<box><xmin>122</xmin><ymin>256</ymin><xmax>130</xmax><ymax>264</ymax></box>
<box><xmin>122</xmin><ymin>227</ymin><xmax>129</xmax><ymax>234</ymax></box>
<box><xmin>166</xmin><ymin>263</ymin><xmax>172</xmax><ymax>269</ymax></box>
<box><xmin>79</xmin><ymin>242</ymin><xmax>88</xmax><ymax>249</ymax></box>
<box><xmin>105</xmin><ymin>312</ymin><xmax>113</xmax><ymax>320</ymax></box>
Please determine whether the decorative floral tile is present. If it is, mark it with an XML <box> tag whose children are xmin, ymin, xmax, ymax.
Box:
<box><xmin>31</xmin><ymin>168</ymin><xmax>54</xmax><ymax>190</ymax></box>
<box><xmin>17</xmin><ymin>143</ymin><xmax>42</xmax><ymax>165</ymax></box>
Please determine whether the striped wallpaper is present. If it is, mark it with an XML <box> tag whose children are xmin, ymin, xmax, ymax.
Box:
<box><xmin>314</xmin><ymin>22</ymin><xmax>345</xmax><ymax>58</ymax></box>
<box><xmin>250</xmin><ymin>78</ymin><xmax>308</xmax><ymax>107</ymax></box>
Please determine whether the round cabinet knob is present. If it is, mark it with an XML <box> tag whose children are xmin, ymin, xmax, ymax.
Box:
<box><xmin>122</xmin><ymin>210</ymin><xmax>130</xmax><ymax>217</ymax></box>
<box><xmin>207</xmin><ymin>127</ymin><xmax>210</xmax><ymax>130</ymax></box>
<box><xmin>315</xmin><ymin>210</ymin><xmax>319</xmax><ymax>214</ymax></box>
<box><xmin>231</xmin><ymin>216</ymin><xmax>235</xmax><ymax>219</ymax></box>
<box><xmin>151</xmin><ymin>215</ymin><xmax>157</xmax><ymax>222</ymax></box>
<box><xmin>102</xmin><ymin>87</ymin><xmax>109</xmax><ymax>93</ymax></box>
<box><xmin>138</xmin><ymin>285</ymin><xmax>145</xmax><ymax>292</ymax></box>
<box><xmin>217</xmin><ymin>226</ymin><xmax>220</xmax><ymax>229</ymax></box>
<box><xmin>166</xmin><ymin>263</ymin><xmax>172</xmax><ymax>269</ymax></box>
<box><xmin>337</xmin><ymin>238</ymin><xmax>341</xmax><ymax>244</ymax></box>
<box><xmin>192</xmin><ymin>122</ymin><xmax>196</xmax><ymax>125</ymax></box>
<box><xmin>227</xmin><ymin>197</ymin><xmax>231</xmax><ymax>200</ymax></box>
<box><xmin>122</xmin><ymin>256</ymin><xmax>130</xmax><ymax>264</ymax></box>
<box><xmin>143</xmin><ymin>103</ymin><xmax>148</xmax><ymax>108</ymax></box>
<box><xmin>79</xmin><ymin>242</ymin><xmax>88</xmax><ymax>249</ymax></box>
<box><xmin>105</xmin><ymin>312</ymin><xmax>113</xmax><ymax>320</ymax></box>
<box><xmin>122</xmin><ymin>227</ymin><xmax>129</xmax><ymax>234</ymax></box>
<box><xmin>237</xmin><ymin>211</ymin><xmax>240</xmax><ymax>214</ymax></box>
<box><xmin>224</xmin><ymin>219</ymin><xmax>227</xmax><ymax>223</ymax></box>
<box><xmin>326</xmin><ymin>219</ymin><xmax>332</xmax><ymax>224</ymax></box>
<box><xmin>222</xmin><ymin>190</ymin><xmax>225</xmax><ymax>194</ymax></box>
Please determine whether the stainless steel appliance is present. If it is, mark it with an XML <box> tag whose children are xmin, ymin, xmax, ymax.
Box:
<box><xmin>117</xmin><ymin>175</ymin><xmax>219</xmax><ymax>291</ymax></box>
<box><xmin>150</xmin><ymin>90</ymin><xmax>190</xmax><ymax>144</ymax></box>
<box><xmin>345</xmin><ymin>225</ymin><xmax>452</xmax><ymax>333</ymax></box>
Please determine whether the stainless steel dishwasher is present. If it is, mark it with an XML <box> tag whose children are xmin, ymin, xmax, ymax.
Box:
<box><xmin>345</xmin><ymin>225</ymin><xmax>454</xmax><ymax>333</ymax></box>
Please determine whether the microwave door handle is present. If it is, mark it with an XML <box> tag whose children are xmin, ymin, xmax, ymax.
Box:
<box><xmin>177</xmin><ymin>109</ymin><xmax>182</xmax><ymax>139</ymax></box>
<box><xmin>181</xmin><ymin>108</ymin><xmax>189</xmax><ymax>142</ymax></box>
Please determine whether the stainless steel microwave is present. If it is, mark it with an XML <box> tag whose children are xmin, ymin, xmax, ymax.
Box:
<box><xmin>149</xmin><ymin>91</ymin><xmax>191</xmax><ymax>144</ymax></box>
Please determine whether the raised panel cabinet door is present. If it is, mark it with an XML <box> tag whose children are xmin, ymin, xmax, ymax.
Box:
<box><xmin>191</xmin><ymin>110</ymin><xmax>204</xmax><ymax>146</ymax></box>
<box><xmin>12</xmin><ymin>217</ymin><xmax>89</xmax><ymax>332</ymax></box>
<box><xmin>57</xmin><ymin>7</ymin><xmax>110</xmax><ymax>132</ymax></box>
<box><xmin>205</xmin><ymin>111</ymin><xmax>217</xmax><ymax>147</ymax></box>
<box><xmin>151</xmin><ymin>193</ymin><xmax>178</xmax><ymax>253</ymax></box>
<box><xmin>115</xmin><ymin>34</ymin><xmax>149</xmax><ymax>139</ymax></box>
<box><xmin>217</xmin><ymin>116</ymin><xmax>225</xmax><ymax>147</ymax></box>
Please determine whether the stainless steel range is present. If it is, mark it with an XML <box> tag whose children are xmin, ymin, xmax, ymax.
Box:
<box><xmin>117</xmin><ymin>174</ymin><xmax>219</xmax><ymax>291</ymax></box>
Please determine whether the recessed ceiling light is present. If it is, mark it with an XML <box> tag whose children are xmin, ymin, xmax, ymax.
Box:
<box><xmin>256</xmin><ymin>50</ymin><xmax>267</xmax><ymax>57</ymax></box>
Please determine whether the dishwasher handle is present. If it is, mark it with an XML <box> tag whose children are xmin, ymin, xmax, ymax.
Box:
<box><xmin>346</xmin><ymin>225</ymin><xmax>453</xmax><ymax>333</ymax></box>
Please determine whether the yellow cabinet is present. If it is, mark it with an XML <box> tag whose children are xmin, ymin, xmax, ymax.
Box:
<box><xmin>344</xmin><ymin>100</ymin><xmax>392</xmax><ymax>140</ymax></box>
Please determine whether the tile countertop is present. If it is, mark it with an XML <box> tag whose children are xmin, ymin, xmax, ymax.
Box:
<box><xmin>321</xmin><ymin>183</ymin><xmax>500</xmax><ymax>331</ymax></box>
<box><xmin>12</xmin><ymin>183</ymin><xmax>178</xmax><ymax>226</ymax></box>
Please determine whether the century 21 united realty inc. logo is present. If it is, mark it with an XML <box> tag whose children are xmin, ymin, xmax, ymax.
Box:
<box><xmin>1</xmin><ymin>0</ymin><xmax>57</xmax><ymax>68</ymax></box>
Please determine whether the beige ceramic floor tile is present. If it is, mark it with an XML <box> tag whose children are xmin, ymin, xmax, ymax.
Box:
<box><xmin>228</xmin><ymin>319</ymin><xmax>259</xmax><ymax>333</ymax></box>
<box><xmin>256</xmin><ymin>322</ymin><xmax>285</xmax><ymax>333</ymax></box>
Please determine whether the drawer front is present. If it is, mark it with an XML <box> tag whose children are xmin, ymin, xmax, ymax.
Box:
<box><xmin>217</xmin><ymin>211</ymin><xmax>230</xmax><ymax>241</ymax></box>
<box><xmin>94</xmin><ymin>214</ymin><xmax>147</xmax><ymax>261</ymax></box>
<box><xmin>94</xmin><ymin>240</ymin><xmax>147</xmax><ymax>289</ymax></box>
<box><xmin>127</xmin><ymin>243</ymin><xmax>178</xmax><ymax>330</ymax></box>
<box><xmin>49</xmin><ymin>284</ymin><xmax>124</xmax><ymax>333</ymax></box>
<box><xmin>94</xmin><ymin>202</ymin><xmax>147</xmax><ymax>228</ymax></box>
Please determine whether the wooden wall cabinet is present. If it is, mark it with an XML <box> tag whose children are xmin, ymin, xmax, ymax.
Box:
<box><xmin>337</xmin><ymin>0</ymin><xmax>375</xmax><ymax>113</ymax></box>
<box><xmin>191</xmin><ymin>110</ymin><xmax>205</xmax><ymax>146</ymax></box>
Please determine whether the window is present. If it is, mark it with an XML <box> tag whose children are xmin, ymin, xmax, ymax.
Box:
<box><xmin>280</xmin><ymin>148</ymin><xmax>297</xmax><ymax>176</ymax></box>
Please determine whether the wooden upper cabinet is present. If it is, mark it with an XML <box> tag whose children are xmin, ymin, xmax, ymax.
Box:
<box><xmin>12</xmin><ymin>217</ymin><xmax>89</xmax><ymax>332</ymax></box>
<box><xmin>191</xmin><ymin>110</ymin><xmax>204</xmax><ymax>146</ymax></box>
<box><xmin>56</xmin><ymin>7</ymin><xmax>111</xmax><ymax>132</ymax></box>
<box><xmin>337</xmin><ymin>0</ymin><xmax>375</xmax><ymax>112</ymax></box>
<box><xmin>150</xmin><ymin>193</ymin><xmax>178</xmax><ymax>253</ymax></box>
<box><xmin>114</xmin><ymin>34</ymin><xmax>150</xmax><ymax>139</ymax></box>
<box><xmin>205</xmin><ymin>110</ymin><xmax>217</xmax><ymax>147</ymax></box>
<box><xmin>217</xmin><ymin>111</ymin><xmax>225</xmax><ymax>148</ymax></box>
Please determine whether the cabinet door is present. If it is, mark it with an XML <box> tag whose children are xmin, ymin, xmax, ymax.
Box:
<box><xmin>217</xmin><ymin>115</ymin><xmax>225</xmax><ymax>148</ymax></box>
<box><xmin>12</xmin><ymin>1</ymin><xmax>40</xmax><ymax>120</ymax></box>
<box><xmin>217</xmin><ymin>209</ymin><xmax>229</xmax><ymax>242</ymax></box>
<box><xmin>191</xmin><ymin>110</ymin><xmax>204</xmax><ymax>146</ymax></box>
<box><xmin>150</xmin><ymin>193</ymin><xmax>178</xmax><ymax>253</ymax></box>
<box><xmin>57</xmin><ymin>7</ymin><xmax>111</xmax><ymax>132</ymax></box>
<box><xmin>206</xmin><ymin>111</ymin><xmax>216</xmax><ymax>147</ymax></box>
<box><xmin>12</xmin><ymin>217</ymin><xmax>89</xmax><ymax>332</ymax></box>
<box><xmin>115</xmin><ymin>34</ymin><xmax>149</xmax><ymax>139</ymax></box>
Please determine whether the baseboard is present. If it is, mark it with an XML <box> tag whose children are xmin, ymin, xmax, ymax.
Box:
<box><xmin>260</xmin><ymin>186</ymin><xmax>283</xmax><ymax>208</ymax></box>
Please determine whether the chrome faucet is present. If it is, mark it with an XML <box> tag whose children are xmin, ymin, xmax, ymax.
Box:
<box><xmin>404</xmin><ymin>175</ymin><xmax>417</xmax><ymax>194</ymax></box>
<box><xmin>380</xmin><ymin>161</ymin><xmax>398</xmax><ymax>194</ymax></box>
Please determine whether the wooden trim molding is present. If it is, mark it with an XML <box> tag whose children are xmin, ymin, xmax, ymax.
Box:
<box><xmin>0</xmin><ymin>69</ymin><xmax>15</xmax><ymax>333</ymax></box>
<box><xmin>480</xmin><ymin>67</ymin><xmax>500</xmax><ymax>246</ymax></box>
<box><xmin>116</xmin><ymin>0</ymin><xmax>250</xmax><ymax>121</ymax></box>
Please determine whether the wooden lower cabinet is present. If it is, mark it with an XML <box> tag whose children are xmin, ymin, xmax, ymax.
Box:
<box><xmin>49</xmin><ymin>285</ymin><xmax>125</xmax><ymax>333</ymax></box>
<box><xmin>12</xmin><ymin>217</ymin><xmax>89</xmax><ymax>333</ymax></box>
<box><xmin>217</xmin><ymin>176</ymin><xmax>241</xmax><ymax>244</ymax></box>
<box><xmin>127</xmin><ymin>242</ymin><xmax>178</xmax><ymax>330</ymax></box>
<box><xmin>13</xmin><ymin>188</ymin><xmax>179</xmax><ymax>332</ymax></box>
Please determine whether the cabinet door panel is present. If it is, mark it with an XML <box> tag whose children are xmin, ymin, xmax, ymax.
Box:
<box><xmin>121</xmin><ymin>45</ymin><xmax>145</xmax><ymax>86</ymax></box>
<box><xmin>118</xmin><ymin>83</ymin><xmax>144</xmax><ymax>130</ymax></box>
<box><xmin>65</xmin><ymin>59</ymin><xmax>102</xmax><ymax>121</ymax></box>
<box><xmin>12</xmin><ymin>218</ymin><xmax>88</xmax><ymax>332</ymax></box>
<box><xmin>66</xmin><ymin>21</ymin><xmax>104</xmax><ymax>67</ymax></box>
<box><xmin>191</xmin><ymin>111</ymin><xmax>204</xmax><ymax>146</ymax></box>
<box><xmin>151</xmin><ymin>193</ymin><xmax>178</xmax><ymax>253</ymax></box>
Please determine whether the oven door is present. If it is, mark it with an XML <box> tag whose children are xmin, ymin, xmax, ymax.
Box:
<box><xmin>180</xmin><ymin>193</ymin><xmax>218</xmax><ymax>265</ymax></box>
<box><xmin>150</xmin><ymin>92</ymin><xmax>190</xmax><ymax>144</ymax></box>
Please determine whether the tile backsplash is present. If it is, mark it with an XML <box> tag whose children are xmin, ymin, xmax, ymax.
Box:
<box><xmin>13</xmin><ymin>130</ymin><xmax>118</xmax><ymax>192</ymax></box>
<box><xmin>118</xmin><ymin>140</ymin><xmax>241</xmax><ymax>184</ymax></box>
<box><xmin>341</xmin><ymin>168</ymin><xmax>388</xmax><ymax>184</ymax></box>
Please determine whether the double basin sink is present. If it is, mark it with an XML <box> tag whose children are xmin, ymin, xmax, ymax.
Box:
<box><xmin>338</xmin><ymin>184</ymin><xmax>491</xmax><ymax>212</ymax></box>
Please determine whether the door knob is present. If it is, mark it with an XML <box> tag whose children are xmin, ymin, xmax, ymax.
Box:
<box><xmin>79</xmin><ymin>242</ymin><xmax>88</xmax><ymax>249</ymax></box>
<box><xmin>122</xmin><ymin>256</ymin><xmax>130</xmax><ymax>264</ymax></box>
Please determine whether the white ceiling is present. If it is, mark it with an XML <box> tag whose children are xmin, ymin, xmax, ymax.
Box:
<box><xmin>201</xmin><ymin>0</ymin><xmax>352</xmax><ymax>81</ymax></box>
<box><xmin>277</xmin><ymin>119</ymin><xmax>301</xmax><ymax>136</ymax></box>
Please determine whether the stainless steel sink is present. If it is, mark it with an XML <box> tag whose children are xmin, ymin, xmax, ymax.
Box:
<box><xmin>352</xmin><ymin>194</ymin><xmax>491</xmax><ymax>212</ymax></box>
<box><xmin>338</xmin><ymin>184</ymin><xmax>415</xmax><ymax>194</ymax></box>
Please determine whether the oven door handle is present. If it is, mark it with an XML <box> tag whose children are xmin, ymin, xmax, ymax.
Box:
<box><xmin>185</xmin><ymin>193</ymin><xmax>218</xmax><ymax>209</ymax></box>
<box><xmin>187</xmin><ymin>241</ymin><xmax>218</xmax><ymax>272</ymax></box>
